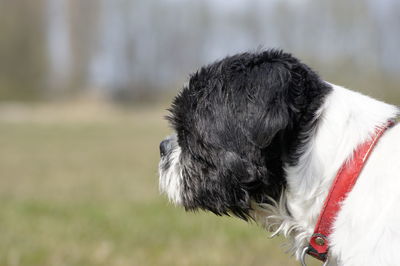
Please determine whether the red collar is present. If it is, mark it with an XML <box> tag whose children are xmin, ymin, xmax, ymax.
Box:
<box><xmin>305</xmin><ymin>120</ymin><xmax>396</xmax><ymax>262</ymax></box>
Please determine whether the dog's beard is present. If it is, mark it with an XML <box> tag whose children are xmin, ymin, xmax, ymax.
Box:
<box><xmin>158</xmin><ymin>136</ymin><xmax>291</xmax><ymax>232</ymax></box>
<box><xmin>158</xmin><ymin>135</ymin><xmax>184</xmax><ymax>205</ymax></box>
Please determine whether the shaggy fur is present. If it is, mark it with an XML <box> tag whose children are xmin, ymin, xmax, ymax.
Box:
<box><xmin>158</xmin><ymin>50</ymin><xmax>400</xmax><ymax>265</ymax></box>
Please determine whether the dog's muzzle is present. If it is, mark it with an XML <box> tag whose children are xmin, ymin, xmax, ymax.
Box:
<box><xmin>159</xmin><ymin>138</ymin><xmax>172</xmax><ymax>158</ymax></box>
<box><xmin>158</xmin><ymin>134</ymin><xmax>184</xmax><ymax>204</ymax></box>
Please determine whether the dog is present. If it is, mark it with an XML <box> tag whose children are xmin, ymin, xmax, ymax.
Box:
<box><xmin>158</xmin><ymin>50</ymin><xmax>399</xmax><ymax>266</ymax></box>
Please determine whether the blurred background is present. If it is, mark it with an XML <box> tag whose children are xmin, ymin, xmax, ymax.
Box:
<box><xmin>0</xmin><ymin>0</ymin><xmax>399</xmax><ymax>265</ymax></box>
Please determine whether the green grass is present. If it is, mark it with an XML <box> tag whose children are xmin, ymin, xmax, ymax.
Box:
<box><xmin>0</xmin><ymin>104</ymin><xmax>316</xmax><ymax>266</ymax></box>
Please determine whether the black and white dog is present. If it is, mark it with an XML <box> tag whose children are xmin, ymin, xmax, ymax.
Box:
<box><xmin>158</xmin><ymin>50</ymin><xmax>399</xmax><ymax>266</ymax></box>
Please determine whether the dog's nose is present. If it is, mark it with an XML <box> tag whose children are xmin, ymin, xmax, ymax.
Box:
<box><xmin>159</xmin><ymin>139</ymin><xmax>170</xmax><ymax>157</ymax></box>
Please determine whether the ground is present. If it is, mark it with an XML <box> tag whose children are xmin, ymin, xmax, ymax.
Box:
<box><xmin>0</xmin><ymin>101</ymin><xmax>318</xmax><ymax>266</ymax></box>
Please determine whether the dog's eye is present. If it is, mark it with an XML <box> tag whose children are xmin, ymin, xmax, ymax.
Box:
<box><xmin>180</xmin><ymin>131</ymin><xmax>201</xmax><ymax>160</ymax></box>
<box><xmin>176</xmin><ymin>130</ymin><xmax>186</xmax><ymax>147</ymax></box>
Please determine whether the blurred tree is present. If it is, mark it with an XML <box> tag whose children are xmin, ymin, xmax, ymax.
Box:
<box><xmin>0</xmin><ymin>0</ymin><xmax>48</xmax><ymax>101</ymax></box>
<box><xmin>0</xmin><ymin>0</ymin><xmax>398</xmax><ymax>103</ymax></box>
<box><xmin>67</xmin><ymin>0</ymin><xmax>101</xmax><ymax>94</ymax></box>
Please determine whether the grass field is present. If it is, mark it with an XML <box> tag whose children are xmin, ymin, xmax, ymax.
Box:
<box><xmin>0</xmin><ymin>102</ymin><xmax>318</xmax><ymax>266</ymax></box>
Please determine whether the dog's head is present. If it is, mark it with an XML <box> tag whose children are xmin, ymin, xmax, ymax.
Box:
<box><xmin>159</xmin><ymin>50</ymin><xmax>331</xmax><ymax>220</ymax></box>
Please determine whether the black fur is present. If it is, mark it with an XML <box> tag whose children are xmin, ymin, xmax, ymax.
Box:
<box><xmin>167</xmin><ymin>50</ymin><xmax>332</xmax><ymax>220</ymax></box>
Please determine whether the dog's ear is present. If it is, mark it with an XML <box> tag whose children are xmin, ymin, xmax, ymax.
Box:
<box><xmin>212</xmin><ymin>151</ymin><xmax>266</xmax><ymax>220</ymax></box>
<box><xmin>217</xmin><ymin>150</ymin><xmax>280</xmax><ymax>219</ymax></box>
<box><xmin>181</xmin><ymin>149</ymin><xmax>265</xmax><ymax>220</ymax></box>
<box><xmin>243</xmin><ymin>61</ymin><xmax>292</xmax><ymax>149</ymax></box>
<box><xmin>199</xmin><ymin>60</ymin><xmax>294</xmax><ymax>217</ymax></box>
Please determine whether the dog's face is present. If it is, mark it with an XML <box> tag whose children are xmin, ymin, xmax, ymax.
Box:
<box><xmin>159</xmin><ymin>50</ymin><xmax>331</xmax><ymax>220</ymax></box>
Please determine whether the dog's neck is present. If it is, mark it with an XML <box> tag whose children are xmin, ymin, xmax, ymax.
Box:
<box><xmin>254</xmin><ymin>83</ymin><xmax>399</xmax><ymax>259</ymax></box>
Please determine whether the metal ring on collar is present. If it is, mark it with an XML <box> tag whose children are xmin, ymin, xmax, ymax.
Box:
<box><xmin>300</xmin><ymin>246</ymin><xmax>329</xmax><ymax>266</ymax></box>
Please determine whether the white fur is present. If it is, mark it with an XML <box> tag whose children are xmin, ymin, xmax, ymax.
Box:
<box><xmin>159</xmin><ymin>144</ymin><xmax>184</xmax><ymax>205</ymax></box>
<box><xmin>254</xmin><ymin>83</ymin><xmax>399</xmax><ymax>265</ymax></box>
<box><xmin>330</xmin><ymin>107</ymin><xmax>400</xmax><ymax>265</ymax></box>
